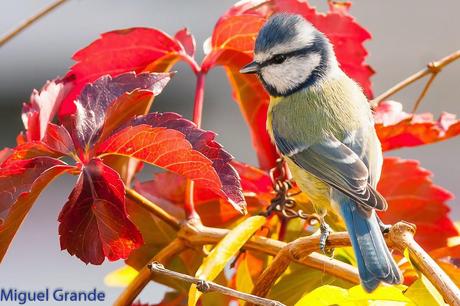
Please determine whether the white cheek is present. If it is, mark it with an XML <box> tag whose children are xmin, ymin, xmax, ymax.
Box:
<box><xmin>261</xmin><ymin>53</ymin><xmax>321</xmax><ymax>94</ymax></box>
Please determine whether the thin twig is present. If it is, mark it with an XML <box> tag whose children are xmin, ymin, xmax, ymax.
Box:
<box><xmin>126</xmin><ymin>187</ymin><xmax>181</xmax><ymax>231</ymax></box>
<box><xmin>412</xmin><ymin>72</ymin><xmax>438</xmax><ymax>113</ymax></box>
<box><xmin>149</xmin><ymin>262</ymin><xmax>285</xmax><ymax>306</ymax></box>
<box><xmin>113</xmin><ymin>239</ymin><xmax>186</xmax><ymax>306</ymax></box>
<box><xmin>0</xmin><ymin>0</ymin><xmax>69</xmax><ymax>47</ymax></box>
<box><xmin>388</xmin><ymin>222</ymin><xmax>460</xmax><ymax>306</ymax></box>
<box><xmin>371</xmin><ymin>50</ymin><xmax>460</xmax><ymax>108</ymax></box>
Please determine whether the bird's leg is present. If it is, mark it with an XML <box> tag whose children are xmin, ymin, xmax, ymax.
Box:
<box><xmin>376</xmin><ymin>214</ymin><xmax>391</xmax><ymax>234</ymax></box>
<box><xmin>319</xmin><ymin>217</ymin><xmax>334</xmax><ymax>256</ymax></box>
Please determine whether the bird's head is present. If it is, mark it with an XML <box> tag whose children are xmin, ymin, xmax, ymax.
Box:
<box><xmin>240</xmin><ymin>13</ymin><xmax>338</xmax><ymax>97</ymax></box>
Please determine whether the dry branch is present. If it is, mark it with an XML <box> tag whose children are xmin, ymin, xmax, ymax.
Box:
<box><xmin>246</xmin><ymin>232</ymin><xmax>351</xmax><ymax>305</ymax></box>
<box><xmin>388</xmin><ymin>222</ymin><xmax>460</xmax><ymax>306</ymax></box>
<box><xmin>149</xmin><ymin>262</ymin><xmax>285</xmax><ymax>306</ymax></box>
<box><xmin>371</xmin><ymin>49</ymin><xmax>460</xmax><ymax>108</ymax></box>
<box><xmin>0</xmin><ymin>0</ymin><xmax>69</xmax><ymax>47</ymax></box>
<box><xmin>177</xmin><ymin>219</ymin><xmax>360</xmax><ymax>284</ymax></box>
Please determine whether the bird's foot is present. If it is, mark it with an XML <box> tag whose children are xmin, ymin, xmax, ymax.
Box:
<box><xmin>319</xmin><ymin>221</ymin><xmax>334</xmax><ymax>257</ymax></box>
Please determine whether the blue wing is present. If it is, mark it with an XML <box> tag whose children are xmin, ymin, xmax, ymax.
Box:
<box><xmin>274</xmin><ymin>132</ymin><xmax>387</xmax><ymax>211</ymax></box>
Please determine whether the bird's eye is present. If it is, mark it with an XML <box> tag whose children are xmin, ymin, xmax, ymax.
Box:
<box><xmin>272</xmin><ymin>54</ymin><xmax>287</xmax><ymax>64</ymax></box>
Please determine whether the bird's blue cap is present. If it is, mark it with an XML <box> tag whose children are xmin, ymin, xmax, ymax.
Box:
<box><xmin>255</xmin><ymin>13</ymin><xmax>307</xmax><ymax>53</ymax></box>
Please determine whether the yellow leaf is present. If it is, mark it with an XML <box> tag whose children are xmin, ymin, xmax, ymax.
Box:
<box><xmin>268</xmin><ymin>263</ymin><xmax>353</xmax><ymax>305</ymax></box>
<box><xmin>188</xmin><ymin>215</ymin><xmax>266</xmax><ymax>306</ymax></box>
<box><xmin>403</xmin><ymin>249</ymin><xmax>447</xmax><ymax>306</ymax></box>
<box><xmin>295</xmin><ymin>285</ymin><xmax>411</xmax><ymax>306</ymax></box>
<box><xmin>236</xmin><ymin>255</ymin><xmax>254</xmax><ymax>294</ymax></box>
<box><xmin>294</xmin><ymin>285</ymin><xmax>349</xmax><ymax>305</ymax></box>
<box><xmin>405</xmin><ymin>277</ymin><xmax>446</xmax><ymax>306</ymax></box>
<box><xmin>104</xmin><ymin>265</ymin><xmax>138</xmax><ymax>287</ymax></box>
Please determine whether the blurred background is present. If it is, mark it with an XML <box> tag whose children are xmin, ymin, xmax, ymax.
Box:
<box><xmin>0</xmin><ymin>0</ymin><xmax>459</xmax><ymax>304</ymax></box>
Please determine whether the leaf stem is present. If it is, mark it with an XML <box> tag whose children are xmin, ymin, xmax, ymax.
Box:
<box><xmin>0</xmin><ymin>0</ymin><xmax>69</xmax><ymax>48</ymax></box>
<box><xmin>371</xmin><ymin>49</ymin><xmax>460</xmax><ymax>108</ymax></box>
<box><xmin>113</xmin><ymin>238</ymin><xmax>186</xmax><ymax>306</ymax></box>
<box><xmin>149</xmin><ymin>262</ymin><xmax>285</xmax><ymax>306</ymax></box>
<box><xmin>192</xmin><ymin>71</ymin><xmax>206</xmax><ymax>128</ymax></box>
<box><xmin>184</xmin><ymin>70</ymin><xmax>207</xmax><ymax>221</ymax></box>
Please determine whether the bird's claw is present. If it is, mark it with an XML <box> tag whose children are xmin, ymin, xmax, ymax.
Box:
<box><xmin>319</xmin><ymin>222</ymin><xmax>334</xmax><ymax>256</ymax></box>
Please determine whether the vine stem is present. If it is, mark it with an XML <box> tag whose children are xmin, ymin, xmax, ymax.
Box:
<box><xmin>184</xmin><ymin>70</ymin><xmax>207</xmax><ymax>221</ymax></box>
<box><xmin>149</xmin><ymin>262</ymin><xmax>285</xmax><ymax>306</ymax></box>
<box><xmin>193</xmin><ymin>71</ymin><xmax>206</xmax><ymax>128</ymax></box>
<box><xmin>370</xmin><ymin>49</ymin><xmax>460</xmax><ymax>108</ymax></box>
<box><xmin>0</xmin><ymin>0</ymin><xmax>69</xmax><ymax>47</ymax></box>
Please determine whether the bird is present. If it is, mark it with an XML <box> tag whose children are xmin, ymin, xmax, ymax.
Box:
<box><xmin>240</xmin><ymin>13</ymin><xmax>402</xmax><ymax>292</ymax></box>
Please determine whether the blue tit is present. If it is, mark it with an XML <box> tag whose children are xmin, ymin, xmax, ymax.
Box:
<box><xmin>240</xmin><ymin>13</ymin><xmax>402</xmax><ymax>292</ymax></box>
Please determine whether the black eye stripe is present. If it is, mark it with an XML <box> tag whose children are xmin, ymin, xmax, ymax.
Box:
<box><xmin>259</xmin><ymin>44</ymin><xmax>318</xmax><ymax>68</ymax></box>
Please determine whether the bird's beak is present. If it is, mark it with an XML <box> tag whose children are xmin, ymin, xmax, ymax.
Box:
<box><xmin>240</xmin><ymin>61</ymin><xmax>259</xmax><ymax>74</ymax></box>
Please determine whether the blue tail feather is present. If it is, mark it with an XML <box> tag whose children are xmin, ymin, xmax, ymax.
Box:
<box><xmin>336</xmin><ymin>194</ymin><xmax>401</xmax><ymax>292</ymax></box>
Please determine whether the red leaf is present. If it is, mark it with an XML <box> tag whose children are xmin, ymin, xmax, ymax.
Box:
<box><xmin>124</xmin><ymin>112</ymin><xmax>245</xmax><ymax>211</ymax></box>
<box><xmin>58</xmin><ymin>158</ymin><xmax>142</xmax><ymax>264</ymax></box>
<box><xmin>378</xmin><ymin>157</ymin><xmax>458</xmax><ymax>251</ymax></box>
<box><xmin>61</xmin><ymin>28</ymin><xmax>188</xmax><ymax>117</ymax></box>
<box><xmin>0</xmin><ymin>148</ymin><xmax>13</xmax><ymax>166</ymax></box>
<box><xmin>0</xmin><ymin>157</ymin><xmax>72</xmax><ymax>262</ymax></box>
<box><xmin>72</xmin><ymin>72</ymin><xmax>172</xmax><ymax>151</ymax></box>
<box><xmin>98</xmin><ymin>90</ymin><xmax>156</xmax><ymax>143</ymax></box>
<box><xmin>2</xmin><ymin>141</ymin><xmax>65</xmax><ymax>165</ymax></box>
<box><xmin>42</xmin><ymin>123</ymin><xmax>76</xmax><ymax>156</ymax></box>
<box><xmin>204</xmin><ymin>48</ymin><xmax>278</xmax><ymax>170</ymax></box>
<box><xmin>374</xmin><ymin>101</ymin><xmax>460</xmax><ymax>151</ymax></box>
<box><xmin>202</xmin><ymin>0</ymin><xmax>373</xmax><ymax>168</ymax></box>
<box><xmin>95</xmin><ymin>112</ymin><xmax>245</xmax><ymax>212</ymax></box>
<box><xmin>174</xmin><ymin>28</ymin><xmax>196</xmax><ymax>57</ymax></box>
<box><xmin>21</xmin><ymin>80</ymin><xmax>70</xmax><ymax>141</ymax></box>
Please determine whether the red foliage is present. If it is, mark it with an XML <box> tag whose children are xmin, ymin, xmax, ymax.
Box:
<box><xmin>0</xmin><ymin>70</ymin><xmax>245</xmax><ymax>264</ymax></box>
<box><xmin>1</xmin><ymin>0</ymin><xmax>459</xmax><ymax>272</ymax></box>
<box><xmin>21</xmin><ymin>80</ymin><xmax>69</xmax><ymax>141</ymax></box>
<box><xmin>378</xmin><ymin>157</ymin><xmax>458</xmax><ymax>251</ymax></box>
<box><xmin>0</xmin><ymin>157</ymin><xmax>72</xmax><ymax>261</ymax></box>
<box><xmin>58</xmin><ymin>159</ymin><xmax>142</xmax><ymax>264</ymax></box>
<box><xmin>375</xmin><ymin>101</ymin><xmax>460</xmax><ymax>151</ymax></box>
<box><xmin>60</xmin><ymin>28</ymin><xmax>194</xmax><ymax>117</ymax></box>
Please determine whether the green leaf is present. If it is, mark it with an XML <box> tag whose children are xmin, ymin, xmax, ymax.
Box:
<box><xmin>188</xmin><ymin>215</ymin><xmax>266</xmax><ymax>306</ymax></box>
